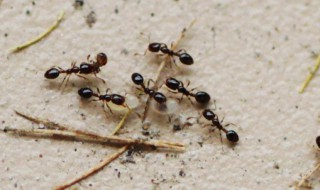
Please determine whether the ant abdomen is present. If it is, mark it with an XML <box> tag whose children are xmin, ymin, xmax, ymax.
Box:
<box><xmin>44</xmin><ymin>68</ymin><xmax>60</xmax><ymax>79</ymax></box>
<box><xmin>179</xmin><ymin>53</ymin><xmax>194</xmax><ymax>65</ymax></box>
<box><xmin>316</xmin><ymin>136</ymin><xmax>320</xmax><ymax>148</ymax></box>
<box><xmin>195</xmin><ymin>91</ymin><xmax>211</xmax><ymax>104</ymax></box>
<box><xmin>78</xmin><ymin>87</ymin><xmax>94</xmax><ymax>99</ymax></box>
<box><xmin>226</xmin><ymin>130</ymin><xmax>239</xmax><ymax>142</ymax></box>
<box><xmin>131</xmin><ymin>73</ymin><xmax>144</xmax><ymax>85</ymax></box>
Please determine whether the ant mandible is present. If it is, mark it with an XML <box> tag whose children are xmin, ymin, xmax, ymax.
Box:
<box><xmin>44</xmin><ymin>53</ymin><xmax>108</xmax><ymax>88</ymax></box>
<box><xmin>131</xmin><ymin>73</ymin><xmax>167</xmax><ymax>104</ymax></box>
<box><xmin>147</xmin><ymin>42</ymin><xmax>194</xmax><ymax>65</ymax></box>
<box><xmin>202</xmin><ymin>109</ymin><xmax>239</xmax><ymax>143</ymax></box>
<box><xmin>165</xmin><ymin>77</ymin><xmax>210</xmax><ymax>104</ymax></box>
<box><xmin>78</xmin><ymin>87</ymin><xmax>127</xmax><ymax>114</ymax></box>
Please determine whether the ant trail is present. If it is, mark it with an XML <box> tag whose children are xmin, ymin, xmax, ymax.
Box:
<box><xmin>54</xmin><ymin>145</ymin><xmax>129</xmax><ymax>190</ymax></box>
<box><xmin>142</xmin><ymin>19</ymin><xmax>196</xmax><ymax>122</ymax></box>
<box><xmin>9</xmin><ymin>111</ymin><xmax>185</xmax><ymax>150</ymax></box>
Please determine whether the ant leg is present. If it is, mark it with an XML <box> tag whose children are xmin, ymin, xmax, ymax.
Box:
<box><xmin>185</xmin><ymin>80</ymin><xmax>191</xmax><ymax>88</ymax></box>
<box><xmin>57</xmin><ymin>66</ymin><xmax>64</xmax><ymax>71</ymax></box>
<box><xmin>104</xmin><ymin>102</ymin><xmax>113</xmax><ymax>114</ymax></box>
<box><xmin>96</xmin><ymin>87</ymin><xmax>101</xmax><ymax>95</ymax></box>
<box><xmin>218</xmin><ymin>130</ymin><xmax>225</xmax><ymax>152</ymax></box>
<box><xmin>105</xmin><ymin>88</ymin><xmax>110</xmax><ymax>94</ymax></box>
<box><xmin>76</xmin><ymin>74</ymin><xmax>89</xmax><ymax>81</ymax></box>
<box><xmin>94</xmin><ymin>73</ymin><xmax>106</xmax><ymax>84</ymax></box>
<box><xmin>134</xmin><ymin>32</ymin><xmax>151</xmax><ymax>56</ymax></box>
<box><xmin>178</xmin><ymin>94</ymin><xmax>184</xmax><ymax>102</ymax></box>
<box><xmin>134</xmin><ymin>49</ymin><xmax>148</xmax><ymax>56</ymax></box>
<box><xmin>71</xmin><ymin>61</ymin><xmax>76</xmax><ymax>67</ymax></box>
<box><xmin>187</xmin><ymin>96</ymin><xmax>194</xmax><ymax>105</ymax></box>
<box><xmin>176</xmin><ymin>49</ymin><xmax>187</xmax><ymax>54</ymax></box>
<box><xmin>61</xmin><ymin>74</ymin><xmax>73</xmax><ymax>92</ymax></box>
<box><xmin>147</xmin><ymin>79</ymin><xmax>156</xmax><ymax>88</ymax></box>
<box><xmin>170</xmin><ymin>56</ymin><xmax>179</xmax><ymax>69</ymax></box>
<box><xmin>59</xmin><ymin>74</ymin><xmax>69</xmax><ymax>90</ymax></box>
<box><xmin>135</xmin><ymin>87</ymin><xmax>145</xmax><ymax>95</ymax></box>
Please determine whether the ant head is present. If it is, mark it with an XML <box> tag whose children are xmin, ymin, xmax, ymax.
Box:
<box><xmin>195</xmin><ymin>91</ymin><xmax>211</xmax><ymax>104</ymax></box>
<box><xmin>316</xmin><ymin>136</ymin><xmax>320</xmax><ymax>148</ymax></box>
<box><xmin>226</xmin><ymin>130</ymin><xmax>239</xmax><ymax>143</ymax></box>
<box><xmin>165</xmin><ymin>77</ymin><xmax>180</xmax><ymax>90</ymax></box>
<box><xmin>78</xmin><ymin>87</ymin><xmax>93</xmax><ymax>99</ymax></box>
<box><xmin>179</xmin><ymin>53</ymin><xmax>194</xmax><ymax>65</ymax></box>
<box><xmin>148</xmin><ymin>43</ymin><xmax>161</xmax><ymax>52</ymax></box>
<box><xmin>96</xmin><ymin>53</ymin><xmax>108</xmax><ymax>66</ymax></box>
<box><xmin>153</xmin><ymin>92</ymin><xmax>167</xmax><ymax>104</ymax></box>
<box><xmin>111</xmin><ymin>94</ymin><xmax>126</xmax><ymax>105</ymax></box>
<box><xmin>44</xmin><ymin>68</ymin><xmax>60</xmax><ymax>79</ymax></box>
<box><xmin>202</xmin><ymin>109</ymin><xmax>215</xmax><ymax>120</ymax></box>
<box><xmin>131</xmin><ymin>73</ymin><xmax>144</xmax><ymax>85</ymax></box>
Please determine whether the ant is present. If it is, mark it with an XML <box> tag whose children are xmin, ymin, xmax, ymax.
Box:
<box><xmin>78</xmin><ymin>87</ymin><xmax>127</xmax><ymax>114</ymax></box>
<box><xmin>316</xmin><ymin>136</ymin><xmax>320</xmax><ymax>148</ymax></box>
<box><xmin>202</xmin><ymin>109</ymin><xmax>239</xmax><ymax>143</ymax></box>
<box><xmin>44</xmin><ymin>52</ymin><xmax>108</xmax><ymax>88</ymax></box>
<box><xmin>131</xmin><ymin>73</ymin><xmax>167</xmax><ymax>104</ymax></box>
<box><xmin>165</xmin><ymin>77</ymin><xmax>210</xmax><ymax>104</ymax></box>
<box><xmin>146</xmin><ymin>42</ymin><xmax>194</xmax><ymax>65</ymax></box>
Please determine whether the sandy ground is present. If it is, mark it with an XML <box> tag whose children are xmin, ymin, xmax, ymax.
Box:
<box><xmin>1</xmin><ymin>0</ymin><xmax>320</xmax><ymax>189</ymax></box>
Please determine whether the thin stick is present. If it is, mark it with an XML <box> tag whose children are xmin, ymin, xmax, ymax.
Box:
<box><xmin>111</xmin><ymin>108</ymin><xmax>131</xmax><ymax>135</ymax></box>
<box><xmin>296</xmin><ymin>162</ymin><xmax>320</xmax><ymax>189</ymax></box>
<box><xmin>142</xmin><ymin>20</ymin><xmax>196</xmax><ymax>122</ymax></box>
<box><xmin>299</xmin><ymin>54</ymin><xmax>320</xmax><ymax>93</ymax></box>
<box><xmin>54</xmin><ymin>145</ymin><xmax>129</xmax><ymax>190</ymax></box>
<box><xmin>4</xmin><ymin>128</ymin><xmax>184</xmax><ymax>151</ymax></box>
<box><xmin>10</xmin><ymin>11</ymin><xmax>64</xmax><ymax>53</ymax></box>
<box><xmin>13</xmin><ymin>111</ymin><xmax>184</xmax><ymax>150</ymax></box>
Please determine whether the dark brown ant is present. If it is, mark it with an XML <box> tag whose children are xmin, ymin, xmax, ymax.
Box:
<box><xmin>316</xmin><ymin>136</ymin><xmax>320</xmax><ymax>148</ymax></box>
<box><xmin>78</xmin><ymin>87</ymin><xmax>127</xmax><ymax>114</ymax></box>
<box><xmin>131</xmin><ymin>73</ymin><xmax>167</xmax><ymax>104</ymax></box>
<box><xmin>165</xmin><ymin>77</ymin><xmax>210</xmax><ymax>105</ymax></box>
<box><xmin>44</xmin><ymin>53</ymin><xmax>108</xmax><ymax>88</ymax></box>
<box><xmin>202</xmin><ymin>109</ymin><xmax>239</xmax><ymax>143</ymax></box>
<box><xmin>146</xmin><ymin>42</ymin><xmax>193</xmax><ymax>65</ymax></box>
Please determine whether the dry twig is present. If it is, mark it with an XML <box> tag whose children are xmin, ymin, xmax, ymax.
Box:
<box><xmin>299</xmin><ymin>54</ymin><xmax>320</xmax><ymax>93</ymax></box>
<box><xmin>10</xmin><ymin>11</ymin><xmax>64</xmax><ymax>53</ymax></box>
<box><xmin>54</xmin><ymin>145</ymin><xmax>129</xmax><ymax>190</ymax></box>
